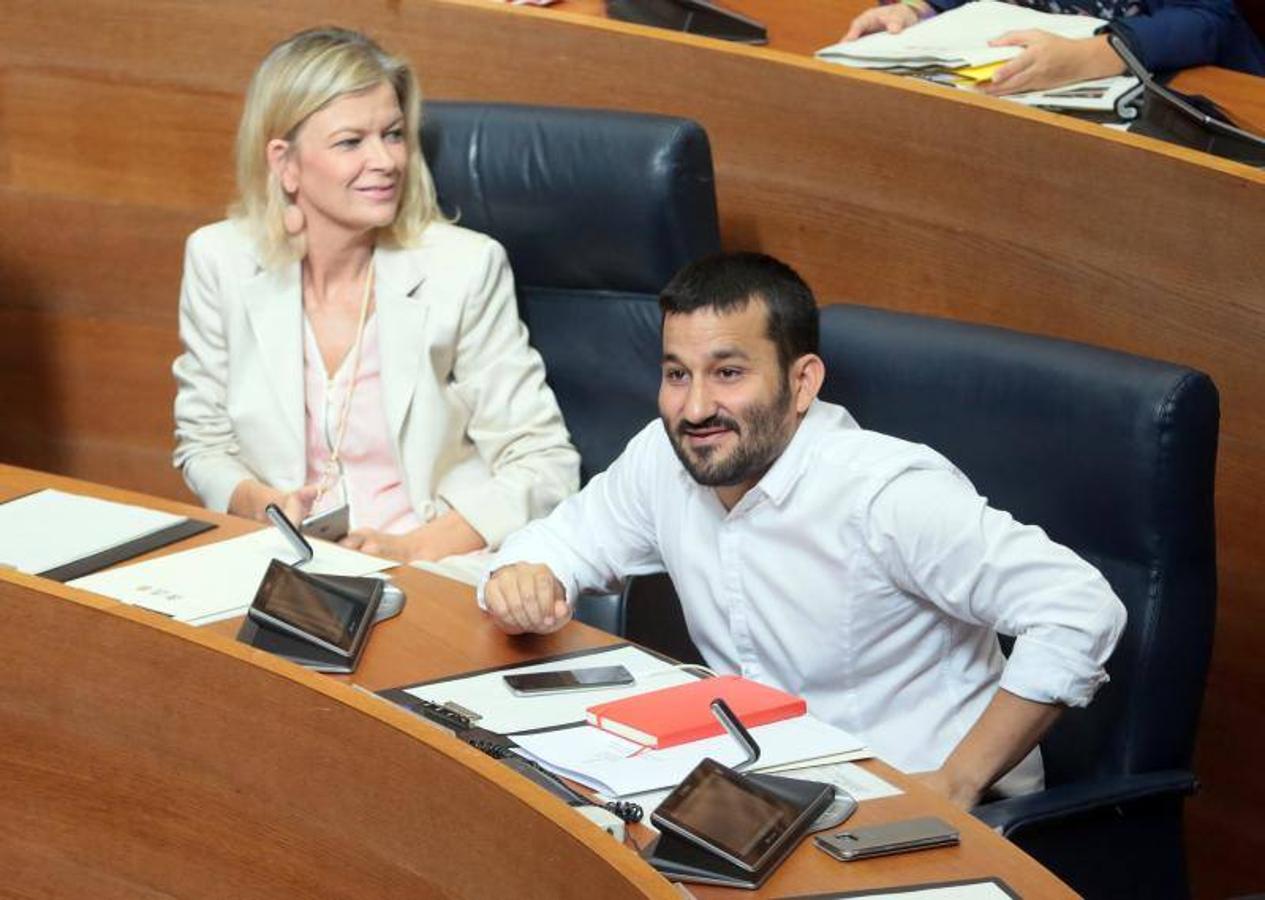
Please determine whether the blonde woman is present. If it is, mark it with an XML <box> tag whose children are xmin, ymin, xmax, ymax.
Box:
<box><xmin>173</xmin><ymin>27</ymin><xmax>579</xmax><ymax>562</ymax></box>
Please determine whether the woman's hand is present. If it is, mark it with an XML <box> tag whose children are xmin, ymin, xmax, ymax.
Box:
<box><xmin>984</xmin><ymin>31</ymin><xmax>1125</xmax><ymax>95</ymax></box>
<box><xmin>341</xmin><ymin>509</ymin><xmax>486</xmax><ymax>563</ymax></box>
<box><xmin>228</xmin><ymin>479</ymin><xmax>318</xmax><ymax>524</ymax></box>
<box><xmin>841</xmin><ymin>2</ymin><xmax>929</xmax><ymax>42</ymax></box>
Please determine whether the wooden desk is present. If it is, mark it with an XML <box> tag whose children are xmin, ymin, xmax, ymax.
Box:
<box><xmin>2</xmin><ymin>1</ymin><xmax>1263</xmax><ymax>895</ymax></box>
<box><xmin>0</xmin><ymin>464</ymin><xmax>1074</xmax><ymax>898</ymax></box>
<box><xmin>556</xmin><ymin>0</ymin><xmax>1265</xmax><ymax>128</ymax></box>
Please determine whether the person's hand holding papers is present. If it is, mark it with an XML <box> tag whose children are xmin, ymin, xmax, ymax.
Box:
<box><xmin>983</xmin><ymin>30</ymin><xmax>1125</xmax><ymax>95</ymax></box>
<box><xmin>484</xmin><ymin>562</ymin><xmax>572</xmax><ymax>634</ymax></box>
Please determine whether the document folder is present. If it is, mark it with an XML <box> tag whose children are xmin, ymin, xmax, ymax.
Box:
<box><xmin>40</xmin><ymin>518</ymin><xmax>215</xmax><ymax>582</ymax></box>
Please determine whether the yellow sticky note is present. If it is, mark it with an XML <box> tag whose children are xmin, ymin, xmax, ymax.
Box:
<box><xmin>954</xmin><ymin>61</ymin><xmax>1005</xmax><ymax>83</ymax></box>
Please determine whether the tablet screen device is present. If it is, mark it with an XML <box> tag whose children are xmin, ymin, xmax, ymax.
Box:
<box><xmin>247</xmin><ymin>559</ymin><xmax>381</xmax><ymax>659</ymax></box>
<box><xmin>1108</xmin><ymin>30</ymin><xmax>1265</xmax><ymax>166</ymax></box>
<box><xmin>652</xmin><ymin>758</ymin><xmax>822</xmax><ymax>873</ymax></box>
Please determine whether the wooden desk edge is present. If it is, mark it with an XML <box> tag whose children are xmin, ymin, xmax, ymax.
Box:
<box><xmin>1</xmin><ymin>561</ymin><xmax>680</xmax><ymax>897</ymax></box>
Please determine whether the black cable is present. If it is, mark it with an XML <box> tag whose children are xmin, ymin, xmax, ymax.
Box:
<box><xmin>602</xmin><ymin>800</ymin><xmax>644</xmax><ymax>824</ymax></box>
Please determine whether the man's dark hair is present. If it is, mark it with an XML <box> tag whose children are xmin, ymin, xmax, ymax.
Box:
<box><xmin>658</xmin><ymin>252</ymin><xmax>819</xmax><ymax>371</ymax></box>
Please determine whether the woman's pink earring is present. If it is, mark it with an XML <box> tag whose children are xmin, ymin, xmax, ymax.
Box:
<box><xmin>283</xmin><ymin>202</ymin><xmax>305</xmax><ymax>236</ymax></box>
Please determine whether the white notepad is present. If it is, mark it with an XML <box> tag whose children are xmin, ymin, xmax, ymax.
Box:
<box><xmin>0</xmin><ymin>489</ymin><xmax>187</xmax><ymax>574</ymax></box>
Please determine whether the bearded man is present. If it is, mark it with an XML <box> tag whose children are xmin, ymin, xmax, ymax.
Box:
<box><xmin>480</xmin><ymin>252</ymin><xmax>1125</xmax><ymax>806</ymax></box>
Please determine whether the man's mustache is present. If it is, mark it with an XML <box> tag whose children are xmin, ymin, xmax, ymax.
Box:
<box><xmin>677</xmin><ymin>414</ymin><xmax>740</xmax><ymax>437</ymax></box>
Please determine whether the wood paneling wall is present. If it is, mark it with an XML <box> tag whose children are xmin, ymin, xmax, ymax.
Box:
<box><xmin>2</xmin><ymin>1</ymin><xmax>1264</xmax><ymax>895</ymax></box>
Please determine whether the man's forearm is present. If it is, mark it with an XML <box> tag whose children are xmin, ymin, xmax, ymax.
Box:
<box><xmin>923</xmin><ymin>689</ymin><xmax>1063</xmax><ymax>809</ymax></box>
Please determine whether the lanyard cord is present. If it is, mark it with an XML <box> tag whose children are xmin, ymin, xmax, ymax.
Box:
<box><xmin>314</xmin><ymin>261</ymin><xmax>374</xmax><ymax>506</ymax></box>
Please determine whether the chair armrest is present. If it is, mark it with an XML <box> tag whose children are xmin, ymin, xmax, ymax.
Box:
<box><xmin>972</xmin><ymin>770</ymin><xmax>1198</xmax><ymax>837</ymax></box>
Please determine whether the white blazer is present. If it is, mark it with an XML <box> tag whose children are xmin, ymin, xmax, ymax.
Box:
<box><xmin>172</xmin><ymin>219</ymin><xmax>580</xmax><ymax>548</ymax></box>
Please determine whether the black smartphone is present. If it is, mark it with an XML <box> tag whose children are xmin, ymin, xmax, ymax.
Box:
<box><xmin>502</xmin><ymin>665</ymin><xmax>635</xmax><ymax>695</ymax></box>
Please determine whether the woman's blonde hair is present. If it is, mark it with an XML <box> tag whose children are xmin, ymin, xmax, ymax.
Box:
<box><xmin>231</xmin><ymin>27</ymin><xmax>440</xmax><ymax>266</ymax></box>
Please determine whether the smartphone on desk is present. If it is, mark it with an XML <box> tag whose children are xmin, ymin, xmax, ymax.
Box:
<box><xmin>503</xmin><ymin>665</ymin><xmax>635</xmax><ymax>695</ymax></box>
<box><xmin>815</xmin><ymin>816</ymin><xmax>959</xmax><ymax>862</ymax></box>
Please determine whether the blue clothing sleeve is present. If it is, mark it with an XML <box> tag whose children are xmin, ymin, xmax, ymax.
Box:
<box><xmin>1113</xmin><ymin>0</ymin><xmax>1240</xmax><ymax>72</ymax></box>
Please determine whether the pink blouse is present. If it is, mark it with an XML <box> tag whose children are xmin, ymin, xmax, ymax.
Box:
<box><xmin>303</xmin><ymin>316</ymin><xmax>421</xmax><ymax>535</ymax></box>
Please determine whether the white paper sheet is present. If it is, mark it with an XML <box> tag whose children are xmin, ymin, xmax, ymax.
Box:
<box><xmin>70</xmin><ymin>528</ymin><xmax>390</xmax><ymax>622</ymax></box>
<box><xmin>403</xmin><ymin>644</ymin><xmax>700</xmax><ymax>734</ymax></box>
<box><xmin>0</xmin><ymin>489</ymin><xmax>186</xmax><ymax>574</ymax></box>
<box><xmin>1001</xmin><ymin>74</ymin><xmax>1141</xmax><ymax>112</ymax></box>
<box><xmin>775</xmin><ymin>760</ymin><xmax>902</xmax><ymax>801</ymax></box>
<box><xmin>513</xmin><ymin>714</ymin><xmax>870</xmax><ymax>797</ymax></box>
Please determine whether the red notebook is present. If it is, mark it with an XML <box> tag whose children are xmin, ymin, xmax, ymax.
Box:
<box><xmin>585</xmin><ymin>675</ymin><xmax>807</xmax><ymax>749</ymax></box>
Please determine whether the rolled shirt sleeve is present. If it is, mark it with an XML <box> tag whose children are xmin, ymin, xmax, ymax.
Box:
<box><xmin>865</xmin><ymin>466</ymin><xmax>1127</xmax><ymax>708</ymax></box>
<box><xmin>1110</xmin><ymin>0</ymin><xmax>1243</xmax><ymax>73</ymax></box>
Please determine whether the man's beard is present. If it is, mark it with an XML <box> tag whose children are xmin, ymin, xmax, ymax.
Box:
<box><xmin>664</xmin><ymin>385</ymin><xmax>793</xmax><ymax>488</ymax></box>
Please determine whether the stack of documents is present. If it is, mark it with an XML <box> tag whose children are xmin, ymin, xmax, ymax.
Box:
<box><xmin>71</xmin><ymin>528</ymin><xmax>390</xmax><ymax>624</ymax></box>
<box><xmin>513</xmin><ymin>715</ymin><xmax>871</xmax><ymax>797</ymax></box>
<box><xmin>816</xmin><ymin>1</ymin><xmax>1138</xmax><ymax>113</ymax></box>
<box><xmin>396</xmin><ymin>644</ymin><xmax>877</xmax><ymax>799</ymax></box>
<box><xmin>817</xmin><ymin>1</ymin><xmax>1104</xmax><ymax>71</ymax></box>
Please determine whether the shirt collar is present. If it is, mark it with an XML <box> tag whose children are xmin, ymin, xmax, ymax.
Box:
<box><xmin>749</xmin><ymin>399</ymin><xmax>831</xmax><ymax>508</ymax></box>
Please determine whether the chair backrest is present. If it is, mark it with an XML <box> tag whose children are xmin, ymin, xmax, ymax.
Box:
<box><xmin>817</xmin><ymin>304</ymin><xmax>1219</xmax><ymax>785</ymax></box>
<box><xmin>422</xmin><ymin>101</ymin><xmax>720</xmax><ymax>480</ymax></box>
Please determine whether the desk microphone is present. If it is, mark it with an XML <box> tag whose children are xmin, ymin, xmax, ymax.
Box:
<box><xmin>265</xmin><ymin>503</ymin><xmax>314</xmax><ymax>568</ymax></box>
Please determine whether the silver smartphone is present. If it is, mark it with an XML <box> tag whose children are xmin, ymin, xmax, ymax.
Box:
<box><xmin>301</xmin><ymin>503</ymin><xmax>350</xmax><ymax>542</ymax></box>
<box><xmin>814</xmin><ymin>816</ymin><xmax>959</xmax><ymax>861</ymax></box>
<box><xmin>502</xmin><ymin>665</ymin><xmax>635</xmax><ymax>695</ymax></box>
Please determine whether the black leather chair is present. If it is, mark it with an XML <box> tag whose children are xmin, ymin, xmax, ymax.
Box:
<box><xmin>623</xmin><ymin>303</ymin><xmax>1218</xmax><ymax>899</ymax></box>
<box><xmin>422</xmin><ymin>101</ymin><xmax>720</xmax><ymax>480</ymax></box>
<box><xmin>422</xmin><ymin>101</ymin><xmax>721</xmax><ymax>629</ymax></box>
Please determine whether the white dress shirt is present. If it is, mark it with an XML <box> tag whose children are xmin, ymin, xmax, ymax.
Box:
<box><xmin>487</xmin><ymin>400</ymin><xmax>1126</xmax><ymax>793</ymax></box>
